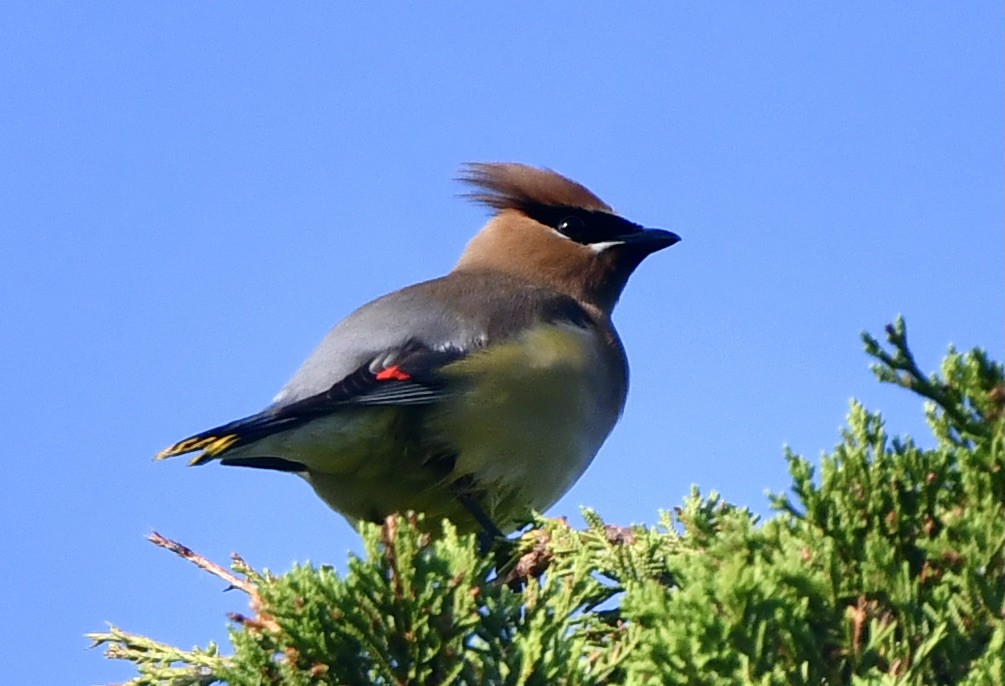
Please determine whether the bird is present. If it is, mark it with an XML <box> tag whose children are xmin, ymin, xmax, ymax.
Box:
<box><xmin>157</xmin><ymin>163</ymin><xmax>680</xmax><ymax>536</ymax></box>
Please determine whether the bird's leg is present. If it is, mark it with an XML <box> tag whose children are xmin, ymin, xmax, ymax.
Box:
<box><xmin>451</xmin><ymin>476</ymin><xmax>505</xmax><ymax>554</ymax></box>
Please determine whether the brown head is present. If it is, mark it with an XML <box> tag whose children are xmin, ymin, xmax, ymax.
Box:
<box><xmin>454</xmin><ymin>163</ymin><xmax>680</xmax><ymax>314</ymax></box>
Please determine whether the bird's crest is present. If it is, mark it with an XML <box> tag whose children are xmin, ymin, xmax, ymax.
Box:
<box><xmin>459</xmin><ymin>163</ymin><xmax>612</xmax><ymax>214</ymax></box>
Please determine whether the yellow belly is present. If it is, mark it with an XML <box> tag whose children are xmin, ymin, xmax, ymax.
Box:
<box><xmin>424</xmin><ymin>323</ymin><xmax>622</xmax><ymax>528</ymax></box>
<box><xmin>257</xmin><ymin>323</ymin><xmax>624</xmax><ymax>533</ymax></box>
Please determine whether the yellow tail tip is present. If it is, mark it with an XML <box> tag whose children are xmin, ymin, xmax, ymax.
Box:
<box><xmin>155</xmin><ymin>434</ymin><xmax>240</xmax><ymax>462</ymax></box>
<box><xmin>155</xmin><ymin>446</ymin><xmax>183</xmax><ymax>460</ymax></box>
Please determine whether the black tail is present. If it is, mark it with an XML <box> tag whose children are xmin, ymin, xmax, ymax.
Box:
<box><xmin>155</xmin><ymin>411</ymin><xmax>301</xmax><ymax>466</ymax></box>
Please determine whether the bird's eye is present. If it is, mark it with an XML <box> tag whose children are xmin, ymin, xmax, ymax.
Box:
<box><xmin>556</xmin><ymin>216</ymin><xmax>586</xmax><ymax>238</ymax></box>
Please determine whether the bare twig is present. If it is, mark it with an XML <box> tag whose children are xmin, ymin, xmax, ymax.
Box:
<box><xmin>147</xmin><ymin>531</ymin><xmax>254</xmax><ymax>595</ymax></box>
<box><xmin>147</xmin><ymin>531</ymin><xmax>279</xmax><ymax>633</ymax></box>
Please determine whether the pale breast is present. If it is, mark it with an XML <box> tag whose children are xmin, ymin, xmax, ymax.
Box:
<box><xmin>429</xmin><ymin>321</ymin><xmax>627</xmax><ymax>517</ymax></box>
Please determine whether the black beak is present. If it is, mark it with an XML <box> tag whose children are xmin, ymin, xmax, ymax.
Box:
<box><xmin>619</xmin><ymin>227</ymin><xmax>681</xmax><ymax>254</ymax></box>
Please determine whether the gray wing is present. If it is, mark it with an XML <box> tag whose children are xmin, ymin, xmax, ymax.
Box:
<box><xmin>272</xmin><ymin>280</ymin><xmax>486</xmax><ymax>407</ymax></box>
<box><xmin>271</xmin><ymin>271</ymin><xmax>592</xmax><ymax>408</ymax></box>
<box><xmin>155</xmin><ymin>271</ymin><xmax>597</xmax><ymax>466</ymax></box>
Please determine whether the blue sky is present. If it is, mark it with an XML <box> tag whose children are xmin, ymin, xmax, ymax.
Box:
<box><xmin>1</xmin><ymin>4</ymin><xmax>1001</xmax><ymax>683</ymax></box>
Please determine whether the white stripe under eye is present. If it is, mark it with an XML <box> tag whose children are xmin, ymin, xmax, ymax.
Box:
<box><xmin>588</xmin><ymin>240</ymin><xmax>624</xmax><ymax>253</ymax></box>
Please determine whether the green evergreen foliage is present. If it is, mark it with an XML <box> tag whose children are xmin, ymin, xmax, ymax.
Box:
<box><xmin>91</xmin><ymin>319</ymin><xmax>1004</xmax><ymax>684</ymax></box>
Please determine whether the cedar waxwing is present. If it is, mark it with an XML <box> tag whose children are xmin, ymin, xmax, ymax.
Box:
<box><xmin>157</xmin><ymin>163</ymin><xmax>680</xmax><ymax>535</ymax></box>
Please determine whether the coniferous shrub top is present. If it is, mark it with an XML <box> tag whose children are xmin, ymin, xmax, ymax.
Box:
<box><xmin>92</xmin><ymin>319</ymin><xmax>1005</xmax><ymax>685</ymax></box>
